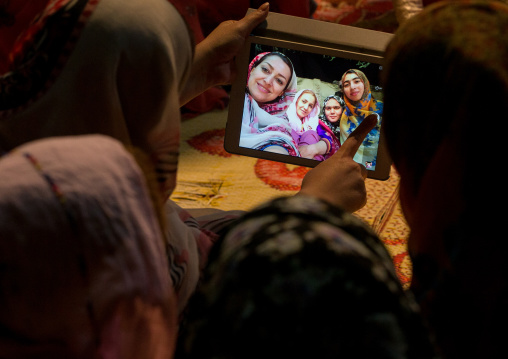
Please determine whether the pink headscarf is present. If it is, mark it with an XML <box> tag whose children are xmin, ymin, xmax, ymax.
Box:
<box><xmin>286</xmin><ymin>89</ymin><xmax>321</xmax><ymax>135</ymax></box>
<box><xmin>0</xmin><ymin>135</ymin><xmax>176</xmax><ymax>358</ymax></box>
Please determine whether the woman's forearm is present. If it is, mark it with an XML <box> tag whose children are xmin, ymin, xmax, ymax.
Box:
<box><xmin>179</xmin><ymin>4</ymin><xmax>269</xmax><ymax>107</ymax></box>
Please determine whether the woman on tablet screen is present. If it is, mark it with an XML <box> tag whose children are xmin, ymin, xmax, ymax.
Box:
<box><xmin>286</xmin><ymin>89</ymin><xmax>332</xmax><ymax>161</ymax></box>
<box><xmin>317</xmin><ymin>94</ymin><xmax>345</xmax><ymax>159</ymax></box>
<box><xmin>339</xmin><ymin>69</ymin><xmax>383</xmax><ymax>168</ymax></box>
<box><xmin>287</xmin><ymin>89</ymin><xmax>320</xmax><ymax>158</ymax></box>
<box><xmin>240</xmin><ymin>52</ymin><xmax>301</xmax><ymax>156</ymax></box>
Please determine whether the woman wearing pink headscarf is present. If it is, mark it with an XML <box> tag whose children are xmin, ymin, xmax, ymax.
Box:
<box><xmin>285</xmin><ymin>88</ymin><xmax>329</xmax><ymax>161</ymax></box>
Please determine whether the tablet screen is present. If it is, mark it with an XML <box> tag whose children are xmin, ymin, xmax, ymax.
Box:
<box><xmin>225</xmin><ymin>35</ymin><xmax>391</xmax><ymax>180</ymax></box>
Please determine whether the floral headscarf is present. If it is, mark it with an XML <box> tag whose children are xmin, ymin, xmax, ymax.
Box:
<box><xmin>382</xmin><ymin>1</ymin><xmax>508</xmax><ymax>357</ymax></box>
<box><xmin>339</xmin><ymin>69</ymin><xmax>383</xmax><ymax>168</ymax></box>
<box><xmin>240</xmin><ymin>51</ymin><xmax>300</xmax><ymax>156</ymax></box>
<box><xmin>246</xmin><ymin>51</ymin><xmax>298</xmax><ymax>115</ymax></box>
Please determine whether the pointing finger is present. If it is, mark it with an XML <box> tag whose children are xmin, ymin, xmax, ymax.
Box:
<box><xmin>338</xmin><ymin>113</ymin><xmax>378</xmax><ymax>158</ymax></box>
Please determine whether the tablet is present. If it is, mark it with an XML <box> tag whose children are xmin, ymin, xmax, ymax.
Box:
<box><xmin>224</xmin><ymin>10</ymin><xmax>393</xmax><ymax>180</ymax></box>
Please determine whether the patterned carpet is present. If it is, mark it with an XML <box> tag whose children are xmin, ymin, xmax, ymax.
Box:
<box><xmin>171</xmin><ymin>108</ymin><xmax>412</xmax><ymax>288</ymax></box>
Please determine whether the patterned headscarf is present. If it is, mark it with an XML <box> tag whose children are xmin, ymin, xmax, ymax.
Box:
<box><xmin>0</xmin><ymin>0</ymin><xmax>194</xmax><ymax>200</ymax></box>
<box><xmin>319</xmin><ymin>94</ymin><xmax>345</xmax><ymax>138</ymax></box>
<box><xmin>382</xmin><ymin>1</ymin><xmax>508</xmax><ymax>357</ymax></box>
<box><xmin>338</xmin><ymin>69</ymin><xmax>383</xmax><ymax>167</ymax></box>
<box><xmin>176</xmin><ymin>195</ymin><xmax>437</xmax><ymax>358</ymax></box>
<box><xmin>246</xmin><ymin>51</ymin><xmax>298</xmax><ymax>115</ymax></box>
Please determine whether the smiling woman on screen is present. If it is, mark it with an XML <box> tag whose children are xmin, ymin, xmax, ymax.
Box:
<box><xmin>240</xmin><ymin>51</ymin><xmax>301</xmax><ymax>156</ymax></box>
<box><xmin>339</xmin><ymin>69</ymin><xmax>383</xmax><ymax>168</ymax></box>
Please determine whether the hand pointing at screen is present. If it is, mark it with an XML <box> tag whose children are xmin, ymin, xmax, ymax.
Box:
<box><xmin>298</xmin><ymin>114</ymin><xmax>378</xmax><ymax>212</ymax></box>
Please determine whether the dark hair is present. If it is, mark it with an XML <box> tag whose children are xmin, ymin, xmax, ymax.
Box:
<box><xmin>297</xmin><ymin>89</ymin><xmax>317</xmax><ymax>103</ymax></box>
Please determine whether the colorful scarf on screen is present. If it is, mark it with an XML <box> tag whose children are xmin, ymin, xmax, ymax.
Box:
<box><xmin>339</xmin><ymin>69</ymin><xmax>383</xmax><ymax>167</ymax></box>
<box><xmin>240</xmin><ymin>52</ymin><xmax>300</xmax><ymax>156</ymax></box>
<box><xmin>319</xmin><ymin>94</ymin><xmax>344</xmax><ymax>139</ymax></box>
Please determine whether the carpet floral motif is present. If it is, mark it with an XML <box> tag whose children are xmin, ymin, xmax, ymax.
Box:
<box><xmin>172</xmin><ymin>110</ymin><xmax>412</xmax><ymax>288</ymax></box>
